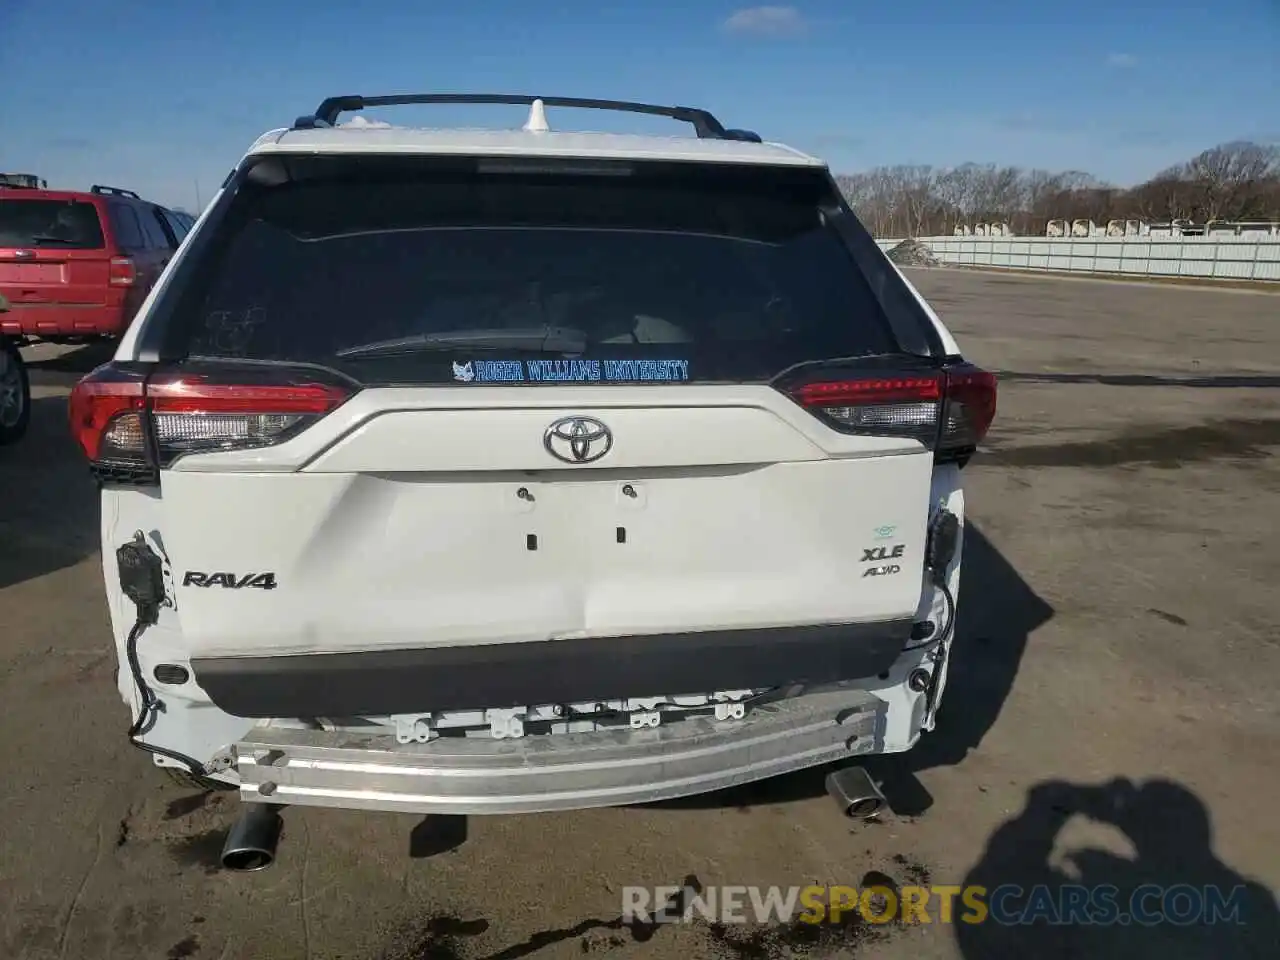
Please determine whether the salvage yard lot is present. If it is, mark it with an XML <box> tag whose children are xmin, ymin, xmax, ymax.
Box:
<box><xmin>1</xmin><ymin>269</ymin><xmax>1277</xmax><ymax>960</ymax></box>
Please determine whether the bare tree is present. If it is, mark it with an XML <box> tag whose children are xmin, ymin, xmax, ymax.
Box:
<box><xmin>967</xmin><ymin>165</ymin><xmax>1025</xmax><ymax>224</ymax></box>
<box><xmin>1129</xmin><ymin>170</ymin><xmax>1193</xmax><ymax>221</ymax></box>
<box><xmin>935</xmin><ymin>164</ymin><xmax>982</xmax><ymax>232</ymax></box>
<box><xmin>1183</xmin><ymin>142</ymin><xmax>1280</xmax><ymax>220</ymax></box>
<box><xmin>836</xmin><ymin>140</ymin><xmax>1280</xmax><ymax>237</ymax></box>
<box><xmin>1020</xmin><ymin>169</ymin><xmax>1062</xmax><ymax>234</ymax></box>
<box><xmin>892</xmin><ymin>165</ymin><xmax>936</xmax><ymax>237</ymax></box>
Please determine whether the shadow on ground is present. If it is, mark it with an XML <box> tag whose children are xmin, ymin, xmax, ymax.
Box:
<box><xmin>0</xmin><ymin>395</ymin><xmax>98</xmax><ymax>589</ymax></box>
<box><xmin>955</xmin><ymin>776</ymin><xmax>1279</xmax><ymax>959</ymax></box>
<box><xmin>374</xmin><ymin>783</ymin><xmax>1280</xmax><ymax>960</ymax></box>
<box><xmin>985</xmin><ymin>417</ymin><xmax>1280</xmax><ymax>470</ymax></box>
<box><xmin>1</xmin><ymin>341</ymin><xmax>137</xmax><ymax>590</ymax></box>
<box><xmin>650</xmin><ymin>521</ymin><xmax>1052</xmax><ymax>815</ymax></box>
<box><xmin>995</xmin><ymin>370</ymin><xmax>1280</xmax><ymax>389</ymax></box>
<box><xmin>410</xmin><ymin>813</ymin><xmax>469</xmax><ymax>859</ymax></box>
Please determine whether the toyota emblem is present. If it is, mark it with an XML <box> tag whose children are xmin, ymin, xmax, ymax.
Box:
<box><xmin>543</xmin><ymin>416</ymin><xmax>613</xmax><ymax>464</ymax></box>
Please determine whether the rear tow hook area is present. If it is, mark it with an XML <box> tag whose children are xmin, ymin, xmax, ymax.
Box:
<box><xmin>117</xmin><ymin>532</ymin><xmax>289</xmax><ymax>873</ymax></box>
<box><xmin>825</xmin><ymin>765</ymin><xmax>887</xmax><ymax>820</ymax></box>
<box><xmin>116</xmin><ymin>532</ymin><xmax>208</xmax><ymax>774</ymax></box>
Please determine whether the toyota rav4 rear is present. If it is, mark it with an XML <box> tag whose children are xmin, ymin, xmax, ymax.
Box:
<box><xmin>70</xmin><ymin>96</ymin><xmax>995</xmax><ymax>818</ymax></box>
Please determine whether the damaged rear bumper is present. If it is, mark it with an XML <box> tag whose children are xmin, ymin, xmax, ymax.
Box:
<box><xmin>193</xmin><ymin>619</ymin><xmax>912</xmax><ymax>717</ymax></box>
<box><xmin>234</xmin><ymin>685</ymin><xmax>883</xmax><ymax>815</ymax></box>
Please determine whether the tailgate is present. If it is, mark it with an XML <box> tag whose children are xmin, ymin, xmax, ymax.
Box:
<box><xmin>76</xmin><ymin>152</ymin><xmax>988</xmax><ymax>712</ymax></box>
<box><xmin>0</xmin><ymin>250</ymin><xmax>110</xmax><ymax>306</ymax></box>
<box><xmin>159</xmin><ymin>386</ymin><xmax>932</xmax><ymax>658</ymax></box>
<box><xmin>0</xmin><ymin>197</ymin><xmax>109</xmax><ymax>305</ymax></box>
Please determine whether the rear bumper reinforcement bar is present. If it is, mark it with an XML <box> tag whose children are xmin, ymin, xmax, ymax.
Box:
<box><xmin>234</xmin><ymin>685</ymin><xmax>883</xmax><ymax>815</ymax></box>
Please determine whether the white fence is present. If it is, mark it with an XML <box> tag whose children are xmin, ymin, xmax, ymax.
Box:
<box><xmin>875</xmin><ymin>236</ymin><xmax>1280</xmax><ymax>282</ymax></box>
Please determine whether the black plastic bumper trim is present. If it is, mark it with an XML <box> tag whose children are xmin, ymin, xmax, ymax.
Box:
<box><xmin>192</xmin><ymin>620</ymin><xmax>913</xmax><ymax>718</ymax></box>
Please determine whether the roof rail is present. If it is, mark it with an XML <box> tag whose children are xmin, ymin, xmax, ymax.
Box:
<box><xmin>292</xmin><ymin>93</ymin><xmax>756</xmax><ymax>141</ymax></box>
<box><xmin>90</xmin><ymin>184</ymin><xmax>141</xmax><ymax>199</ymax></box>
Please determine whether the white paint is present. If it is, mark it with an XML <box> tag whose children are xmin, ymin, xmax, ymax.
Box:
<box><xmin>251</xmin><ymin>126</ymin><xmax>825</xmax><ymax>168</ymax></box>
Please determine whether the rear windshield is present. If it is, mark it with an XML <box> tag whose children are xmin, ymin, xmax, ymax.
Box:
<box><xmin>0</xmin><ymin>199</ymin><xmax>105</xmax><ymax>249</ymax></box>
<box><xmin>163</xmin><ymin>157</ymin><xmax>906</xmax><ymax>384</ymax></box>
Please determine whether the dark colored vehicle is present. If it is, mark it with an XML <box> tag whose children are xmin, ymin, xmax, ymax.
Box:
<box><xmin>0</xmin><ymin>184</ymin><xmax>194</xmax><ymax>344</ymax></box>
<box><xmin>0</xmin><ymin>291</ymin><xmax>29</xmax><ymax>444</ymax></box>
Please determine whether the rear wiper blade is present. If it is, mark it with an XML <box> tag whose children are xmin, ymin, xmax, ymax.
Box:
<box><xmin>25</xmin><ymin>235</ymin><xmax>79</xmax><ymax>245</ymax></box>
<box><xmin>335</xmin><ymin>326</ymin><xmax>588</xmax><ymax>359</ymax></box>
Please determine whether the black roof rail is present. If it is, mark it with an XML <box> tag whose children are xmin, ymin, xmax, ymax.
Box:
<box><xmin>90</xmin><ymin>184</ymin><xmax>141</xmax><ymax>199</ymax></box>
<box><xmin>292</xmin><ymin>93</ymin><xmax>742</xmax><ymax>140</ymax></box>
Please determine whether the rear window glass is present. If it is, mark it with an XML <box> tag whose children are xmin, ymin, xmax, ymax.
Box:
<box><xmin>166</xmin><ymin>158</ymin><xmax>902</xmax><ymax>384</ymax></box>
<box><xmin>0</xmin><ymin>199</ymin><xmax>105</xmax><ymax>249</ymax></box>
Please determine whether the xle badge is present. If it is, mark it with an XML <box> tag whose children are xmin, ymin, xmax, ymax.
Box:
<box><xmin>861</xmin><ymin>545</ymin><xmax>905</xmax><ymax>562</ymax></box>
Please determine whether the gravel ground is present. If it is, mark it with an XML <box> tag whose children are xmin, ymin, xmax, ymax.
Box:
<box><xmin>1</xmin><ymin>270</ymin><xmax>1277</xmax><ymax>960</ymax></box>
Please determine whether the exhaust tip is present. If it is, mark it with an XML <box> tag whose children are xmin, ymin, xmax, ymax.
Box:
<box><xmin>825</xmin><ymin>766</ymin><xmax>887</xmax><ymax>820</ymax></box>
<box><xmin>221</xmin><ymin>846</ymin><xmax>275</xmax><ymax>872</ymax></box>
<box><xmin>220</xmin><ymin>804</ymin><xmax>282</xmax><ymax>872</ymax></box>
<box><xmin>843</xmin><ymin>795</ymin><xmax>885</xmax><ymax>819</ymax></box>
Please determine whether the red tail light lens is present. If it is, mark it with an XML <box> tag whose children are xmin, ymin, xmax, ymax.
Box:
<box><xmin>69</xmin><ymin>365</ymin><xmax>353</xmax><ymax>482</ymax></box>
<box><xmin>941</xmin><ymin>366</ymin><xmax>998</xmax><ymax>453</ymax></box>
<box><xmin>108</xmin><ymin>256</ymin><xmax>136</xmax><ymax>286</ymax></box>
<box><xmin>146</xmin><ymin>379</ymin><xmax>350</xmax><ymax>460</ymax></box>
<box><xmin>791</xmin><ymin>376</ymin><xmax>943</xmax><ymax>443</ymax></box>
<box><xmin>68</xmin><ymin>366</ymin><xmax>146</xmax><ymax>461</ymax></box>
<box><xmin>785</xmin><ymin>364</ymin><xmax>996</xmax><ymax>462</ymax></box>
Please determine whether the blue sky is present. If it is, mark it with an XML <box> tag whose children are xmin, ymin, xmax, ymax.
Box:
<box><xmin>2</xmin><ymin>0</ymin><xmax>1277</xmax><ymax>211</ymax></box>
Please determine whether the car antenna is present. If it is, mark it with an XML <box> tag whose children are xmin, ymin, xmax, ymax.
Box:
<box><xmin>523</xmin><ymin>98</ymin><xmax>550</xmax><ymax>133</ymax></box>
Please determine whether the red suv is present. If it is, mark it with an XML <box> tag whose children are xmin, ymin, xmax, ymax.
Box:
<box><xmin>0</xmin><ymin>184</ymin><xmax>193</xmax><ymax>344</ymax></box>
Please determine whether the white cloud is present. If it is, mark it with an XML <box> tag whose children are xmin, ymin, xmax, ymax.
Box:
<box><xmin>1107</xmin><ymin>52</ymin><xmax>1138</xmax><ymax>68</ymax></box>
<box><xmin>723</xmin><ymin>6</ymin><xmax>807</xmax><ymax>38</ymax></box>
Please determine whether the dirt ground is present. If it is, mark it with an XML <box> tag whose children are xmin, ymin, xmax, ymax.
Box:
<box><xmin>1</xmin><ymin>269</ymin><xmax>1277</xmax><ymax>960</ymax></box>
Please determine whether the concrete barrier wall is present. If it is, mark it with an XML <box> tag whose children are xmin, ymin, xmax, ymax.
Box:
<box><xmin>874</xmin><ymin>236</ymin><xmax>1280</xmax><ymax>282</ymax></box>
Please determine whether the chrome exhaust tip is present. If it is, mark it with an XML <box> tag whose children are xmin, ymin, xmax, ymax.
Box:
<box><xmin>221</xmin><ymin>803</ymin><xmax>282</xmax><ymax>872</ymax></box>
<box><xmin>825</xmin><ymin>765</ymin><xmax>887</xmax><ymax>820</ymax></box>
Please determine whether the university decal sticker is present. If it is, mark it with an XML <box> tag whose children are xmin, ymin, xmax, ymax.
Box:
<box><xmin>452</xmin><ymin>359</ymin><xmax>691</xmax><ymax>383</ymax></box>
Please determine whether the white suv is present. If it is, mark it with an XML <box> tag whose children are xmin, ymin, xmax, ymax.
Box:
<box><xmin>69</xmin><ymin>95</ymin><xmax>994</xmax><ymax>861</ymax></box>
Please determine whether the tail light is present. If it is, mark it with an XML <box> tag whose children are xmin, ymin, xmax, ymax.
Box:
<box><xmin>939</xmin><ymin>366</ymin><xmax>999</xmax><ymax>453</ymax></box>
<box><xmin>69</xmin><ymin>364</ymin><xmax>353</xmax><ymax>483</ymax></box>
<box><xmin>109</xmin><ymin>256</ymin><xmax>136</xmax><ymax>286</ymax></box>
<box><xmin>785</xmin><ymin>364</ymin><xmax>997</xmax><ymax>463</ymax></box>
